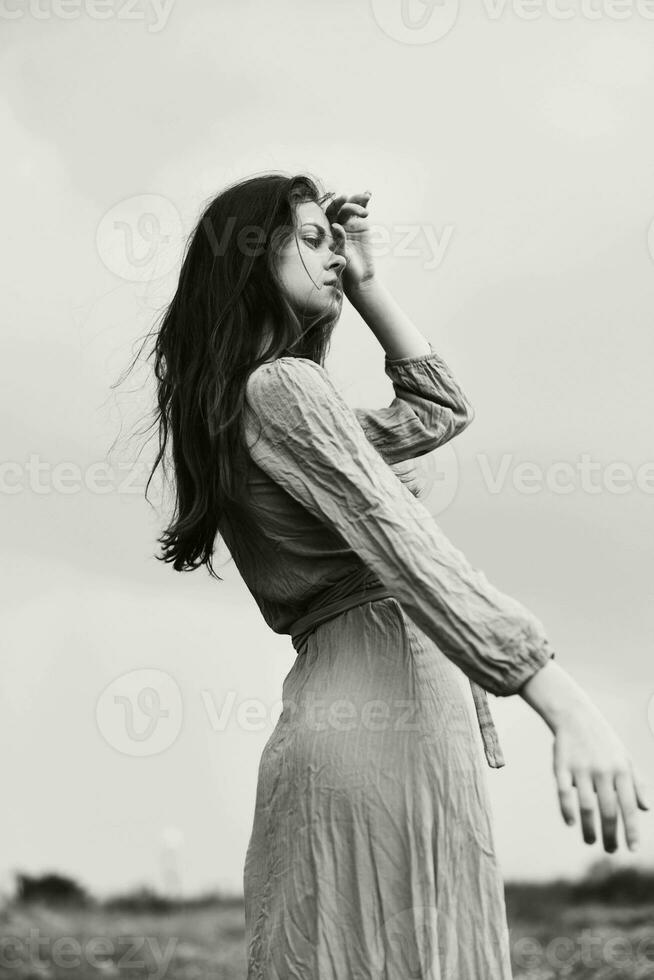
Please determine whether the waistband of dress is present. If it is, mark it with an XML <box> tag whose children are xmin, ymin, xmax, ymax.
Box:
<box><xmin>289</xmin><ymin>583</ymin><xmax>396</xmax><ymax>655</ymax></box>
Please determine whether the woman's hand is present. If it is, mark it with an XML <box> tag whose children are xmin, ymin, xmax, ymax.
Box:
<box><xmin>520</xmin><ymin>658</ymin><xmax>650</xmax><ymax>852</ymax></box>
<box><xmin>552</xmin><ymin>700</ymin><xmax>650</xmax><ymax>852</ymax></box>
<box><xmin>324</xmin><ymin>190</ymin><xmax>376</xmax><ymax>297</ymax></box>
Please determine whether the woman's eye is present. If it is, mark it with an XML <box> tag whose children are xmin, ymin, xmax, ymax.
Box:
<box><xmin>304</xmin><ymin>237</ymin><xmax>320</xmax><ymax>248</ymax></box>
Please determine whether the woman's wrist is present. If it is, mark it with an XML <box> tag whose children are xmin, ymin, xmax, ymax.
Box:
<box><xmin>345</xmin><ymin>275</ymin><xmax>383</xmax><ymax>309</ymax></box>
<box><xmin>345</xmin><ymin>277</ymin><xmax>432</xmax><ymax>361</ymax></box>
<box><xmin>519</xmin><ymin>658</ymin><xmax>594</xmax><ymax>734</ymax></box>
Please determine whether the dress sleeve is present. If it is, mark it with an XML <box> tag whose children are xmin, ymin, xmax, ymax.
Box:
<box><xmin>245</xmin><ymin>357</ymin><xmax>555</xmax><ymax>698</ymax></box>
<box><xmin>352</xmin><ymin>341</ymin><xmax>475</xmax><ymax>466</ymax></box>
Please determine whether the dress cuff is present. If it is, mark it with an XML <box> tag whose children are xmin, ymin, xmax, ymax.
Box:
<box><xmin>494</xmin><ymin>639</ymin><xmax>556</xmax><ymax>698</ymax></box>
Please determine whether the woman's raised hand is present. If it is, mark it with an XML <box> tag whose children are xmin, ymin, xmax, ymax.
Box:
<box><xmin>324</xmin><ymin>190</ymin><xmax>376</xmax><ymax>297</ymax></box>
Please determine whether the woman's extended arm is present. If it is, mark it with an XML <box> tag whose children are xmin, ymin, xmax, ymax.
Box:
<box><xmin>351</xmin><ymin>271</ymin><xmax>653</xmax><ymax>849</ymax></box>
<box><xmin>519</xmin><ymin>658</ymin><xmax>650</xmax><ymax>851</ymax></box>
<box><xmin>246</xmin><ymin>357</ymin><xmax>650</xmax><ymax>854</ymax></box>
<box><xmin>322</xmin><ymin>191</ymin><xmax>651</xmax><ymax>851</ymax></box>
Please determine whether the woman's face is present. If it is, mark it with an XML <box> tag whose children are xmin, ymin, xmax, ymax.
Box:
<box><xmin>274</xmin><ymin>200</ymin><xmax>347</xmax><ymax>318</ymax></box>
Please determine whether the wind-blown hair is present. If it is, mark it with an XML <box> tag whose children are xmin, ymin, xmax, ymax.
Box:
<box><xmin>124</xmin><ymin>171</ymin><xmax>340</xmax><ymax>579</ymax></box>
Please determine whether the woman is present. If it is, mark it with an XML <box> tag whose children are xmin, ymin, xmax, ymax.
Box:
<box><xmin>144</xmin><ymin>172</ymin><xmax>649</xmax><ymax>978</ymax></box>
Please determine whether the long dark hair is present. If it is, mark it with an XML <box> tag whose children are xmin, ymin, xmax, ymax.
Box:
<box><xmin>121</xmin><ymin>171</ymin><xmax>340</xmax><ymax>579</ymax></box>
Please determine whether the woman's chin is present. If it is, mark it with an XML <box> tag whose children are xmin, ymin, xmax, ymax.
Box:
<box><xmin>326</xmin><ymin>289</ymin><xmax>343</xmax><ymax>311</ymax></box>
<box><xmin>299</xmin><ymin>297</ymin><xmax>342</xmax><ymax>319</ymax></box>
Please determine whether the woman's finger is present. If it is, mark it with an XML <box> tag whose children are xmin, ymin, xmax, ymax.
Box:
<box><xmin>594</xmin><ymin>772</ymin><xmax>618</xmax><ymax>852</ymax></box>
<box><xmin>553</xmin><ymin>750</ymin><xmax>577</xmax><ymax>827</ymax></box>
<box><xmin>324</xmin><ymin>194</ymin><xmax>348</xmax><ymax>223</ymax></box>
<box><xmin>330</xmin><ymin>223</ymin><xmax>348</xmax><ymax>258</ymax></box>
<box><xmin>574</xmin><ymin>770</ymin><xmax>597</xmax><ymax>845</ymax></box>
<box><xmin>337</xmin><ymin>201</ymin><xmax>369</xmax><ymax>214</ymax></box>
<box><xmin>331</xmin><ymin>191</ymin><xmax>371</xmax><ymax>208</ymax></box>
<box><xmin>336</xmin><ymin>202</ymin><xmax>369</xmax><ymax>220</ymax></box>
<box><xmin>325</xmin><ymin>193</ymin><xmax>372</xmax><ymax>233</ymax></box>
<box><xmin>348</xmin><ymin>191</ymin><xmax>373</xmax><ymax>206</ymax></box>
<box><xmin>615</xmin><ymin>769</ymin><xmax>640</xmax><ymax>851</ymax></box>
<box><xmin>631</xmin><ymin>762</ymin><xmax>651</xmax><ymax>812</ymax></box>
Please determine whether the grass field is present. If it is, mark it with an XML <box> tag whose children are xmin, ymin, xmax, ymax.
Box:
<box><xmin>1</xmin><ymin>884</ymin><xmax>653</xmax><ymax>979</ymax></box>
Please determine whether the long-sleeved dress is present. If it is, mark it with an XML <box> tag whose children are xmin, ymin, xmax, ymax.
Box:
<box><xmin>221</xmin><ymin>343</ymin><xmax>555</xmax><ymax>979</ymax></box>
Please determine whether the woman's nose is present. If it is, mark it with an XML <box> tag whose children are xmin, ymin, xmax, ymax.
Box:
<box><xmin>329</xmin><ymin>249</ymin><xmax>347</xmax><ymax>272</ymax></box>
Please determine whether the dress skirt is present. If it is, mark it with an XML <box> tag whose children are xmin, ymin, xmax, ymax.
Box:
<box><xmin>243</xmin><ymin>596</ymin><xmax>514</xmax><ymax>979</ymax></box>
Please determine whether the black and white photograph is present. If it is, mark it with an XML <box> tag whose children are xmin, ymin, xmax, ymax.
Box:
<box><xmin>1</xmin><ymin>1</ymin><xmax>653</xmax><ymax>977</ymax></box>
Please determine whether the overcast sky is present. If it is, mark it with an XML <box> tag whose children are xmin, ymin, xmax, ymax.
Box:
<box><xmin>1</xmin><ymin>1</ymin><xmax>653</xmax><ymax>898</ymax></box>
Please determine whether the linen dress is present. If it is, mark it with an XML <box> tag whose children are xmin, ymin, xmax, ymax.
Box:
<box><xmin>221</xmin><ymin>344</ymin><xmax>555</xmax><ymax>979</ymax></box>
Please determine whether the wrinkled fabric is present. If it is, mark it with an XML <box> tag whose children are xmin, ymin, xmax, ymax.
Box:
<box><xmin>242</xmin><ymin>350</ymin><xmax>555</xmax><ymax>699</ymax></box>
<box><xmin>243</xmin><ymin>598</ymin><xmax>514</xmax><ymax>979</ymax></box>
<box><xmin>228</xmin><ymin>346</ymin><xmax>555</xmax><ymax>979</ymax></box>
